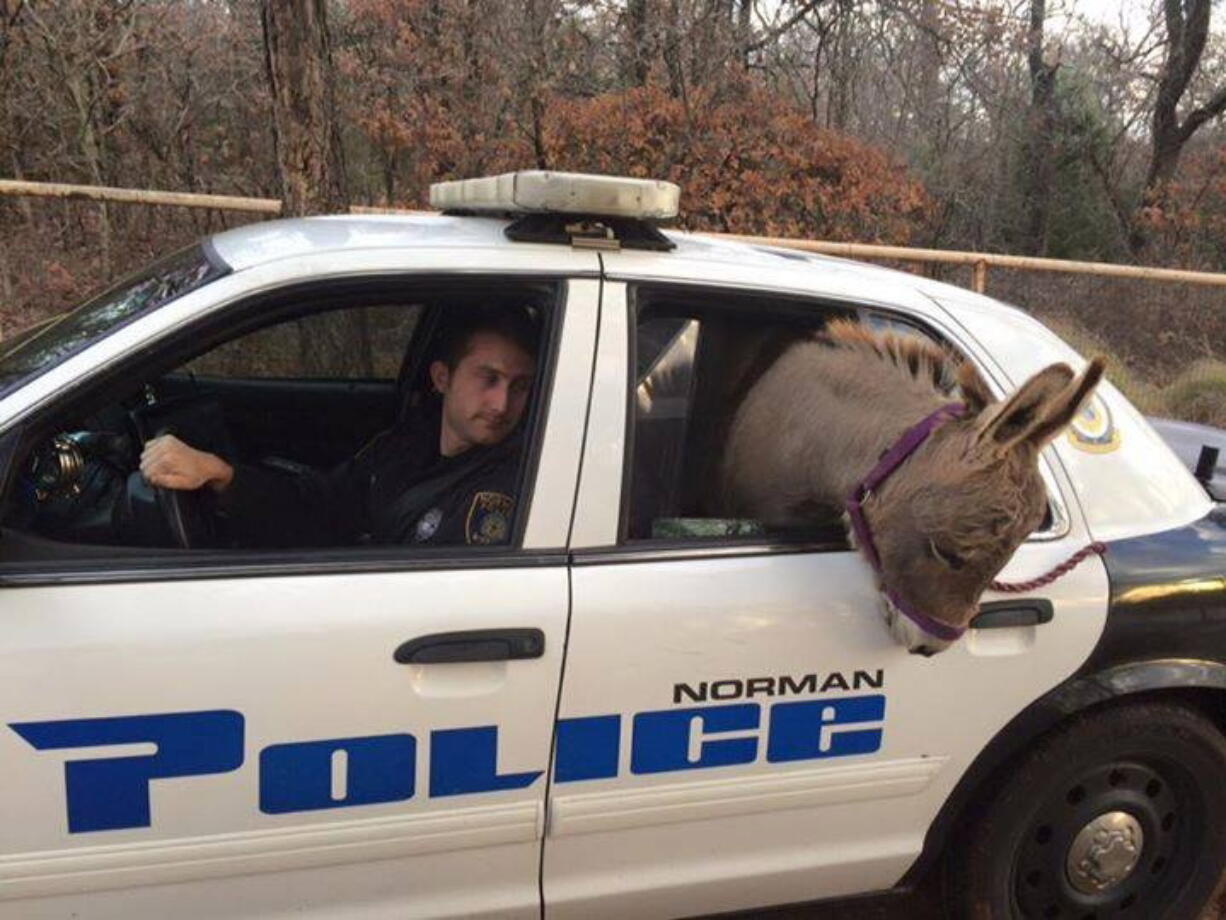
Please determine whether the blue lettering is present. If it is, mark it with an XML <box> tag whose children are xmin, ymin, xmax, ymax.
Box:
<box><xmin>555</xmin><ymin>715</ymin><xmax>620</xmax><ymax>782</ymax></box>
<box><xmin>631</xmin><ymin>704</ymin><xmax>759</xmax><ymax>774</ymax></box>
<box><xmin>259</xmin><ymin>734</ymin><xmax>415</xmax><ymax>814</ymax></box>
<box><xmin>9</xmin><ymin>710</ymin><xmax>243</xmax><ymax>833</ymax></box>
<box><xmin>766</xmin><ymin>694</ymin><xmax>885</xmax><ymax>762</ymax></box>
<box><xmin>430</xmin><ymin>726</ymin><xmax>542</xmax><ymax>796</ymax></box>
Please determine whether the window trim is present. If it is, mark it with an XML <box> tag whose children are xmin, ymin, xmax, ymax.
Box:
<box><xmin>0</xmin><ymin>274</ymin><xmax>571</xmax><ymax>582</ymax></box>
<box><xmin>618</xmin><ymin>281</ymin><xmax>1072</xmax><ymax>554</ymax></box>
<box><xmin>0</xmin><ymin>546</ymin><xmax>569</xmax><ymax>588</ymax></box>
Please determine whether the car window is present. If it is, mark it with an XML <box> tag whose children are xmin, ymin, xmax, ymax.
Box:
<box><xmin>623</xmin><ymin>289</ymin><xmax>1046</xmax><ymax>547</ymax></box>
<box><xmin>0</xmin><ymin>245</ymin><xmax>225</xmax><ymax>398</ymax></box>
<box><xmin>181</xmin><ymin>305</ymin><xmax>422</xmax><ymax>380</ymax></box>
<box><xmin>0</xmin><ymin>282</ymin><xmax>556</xmax><ymax>564</ymax></box>
<box><xmin>626</xmin><ymin>296</ymin><xmax>847</xmax><ymax>545</ymax></box>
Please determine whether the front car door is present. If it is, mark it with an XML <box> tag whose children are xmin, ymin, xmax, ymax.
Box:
<box><xmin>0</xmin><ymin>235</ymin><xmax>601</xmax><ymax>920</ymax></box>
<box><xmin>544</xmin><ymin>253</ymin><xmax>1109</xmax><ymax>919</ymax></box>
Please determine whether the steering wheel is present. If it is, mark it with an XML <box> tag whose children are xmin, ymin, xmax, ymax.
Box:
<box><xmin>152</xmin><ymin>478</ymin><xmax>214</xmax><ymax>549</ymax></box>
<box><xmin>128</xmin><ymin>391</ymin><xmax>230</xmax><ymax>550</ymax></box>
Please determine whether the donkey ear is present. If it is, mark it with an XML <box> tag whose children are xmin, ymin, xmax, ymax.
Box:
<box><xmin>1018</xmin><ymin>356</ymin><xmax>1105</xmax><ymax>449</ymax></box>
<box><xmin>956</xmin><ymin>361</ymin><xmax>994</xmax><ymax>414</ymax></box>
<box><xmin>973</xmin><ymin>363</ymin><xmax>1075</xmax><ymax>452</ymax></box>
<box><xmin>975</xmin><ymin>358</ymin><xmax>1105</xmax><ymax>455</ymax></box>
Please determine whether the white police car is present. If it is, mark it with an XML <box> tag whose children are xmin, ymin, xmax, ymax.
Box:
<box><xmin>1</xmin><ymin>172</ymin><xmax>1224</xmax><ymax>920</ymax></box>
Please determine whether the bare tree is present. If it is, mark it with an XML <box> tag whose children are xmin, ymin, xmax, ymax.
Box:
<box><xmin>1146</xmin><ymin>0</ymin><xmax>1226</xmax><ymax>194</ymax></box>
<box><xmin>260</xmin><ymin>0</ymin><xmax>348</xmax><ymax>216</ymax></box>
<box><xmin>1021</xmin><ymin>0</ymin><xmax>1059</xmax><ymax>255</ymax></box>
<box><xmin>625</xmin><ymin>0</ymin><xmax>651</xmax><ymax>86</ymax></box>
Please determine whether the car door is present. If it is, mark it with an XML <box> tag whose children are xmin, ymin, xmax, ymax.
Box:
<box><xmin>543</xmin><ymin>277</ymin><xmax>1110</xmax><ymax>919</ymax></box>
<box><xmin>0</xmin><ymin>265</ymin><xmax>602</xmax><ymax>920</ymax></box>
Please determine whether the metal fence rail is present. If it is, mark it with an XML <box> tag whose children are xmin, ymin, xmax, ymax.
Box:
<box><xmin>3</xmin><ymin>178</ymin><xmax>1226</xmax><ymax>292</ymax></box>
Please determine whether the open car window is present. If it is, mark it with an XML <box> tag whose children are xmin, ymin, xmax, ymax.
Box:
<box><xmin>625</xmin><ymin>291</ymin><xmax>849</xmax><ymax>546</ymax></box>
<box><xmin>623</xmin><ymin>287</ymin><xmax>1062</xmax><ymax>547</ymax></box>
<box><xmin>0</xmin><ymin>278</ymin><xmax>558</xmax><ymax>565</ymax></box>
<box><xmin>181</xmin><ymin>305</ymin><xmax>422</xmax><ymax>381</ymax></box>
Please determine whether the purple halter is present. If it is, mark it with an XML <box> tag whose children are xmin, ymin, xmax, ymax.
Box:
<box><xmin>845</xmin><ymin>403</ymin><xmax>968</xmax><ymax>643</ymax></box>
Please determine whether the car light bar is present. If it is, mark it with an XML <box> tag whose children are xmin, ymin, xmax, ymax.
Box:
<box><xmin>429</xmin><ymin>171</ymin><xmax>680</xmax><ymax>221</ymax></box>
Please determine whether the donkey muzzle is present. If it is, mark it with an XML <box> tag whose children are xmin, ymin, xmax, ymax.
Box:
<box><xmin>882</xmin><ymin>594</ymin><xmax>955</xmax><ymax>656</ymax></box>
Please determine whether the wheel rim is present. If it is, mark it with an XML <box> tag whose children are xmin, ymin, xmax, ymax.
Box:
<box><xmin>1011</xmin><ymin>759</ymin><xmax>1202</xmax><ymax>918</ymax></box>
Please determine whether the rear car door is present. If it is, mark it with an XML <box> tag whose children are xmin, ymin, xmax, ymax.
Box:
<box><xmin>0</xmin><ymin>249</ymin><xmax>601</xmax><ymax>919</ymax></box>
<box><xmin>544</xmin><ymin>273</ymin><xmax>1109</xmax><ymax>919</ymax></box>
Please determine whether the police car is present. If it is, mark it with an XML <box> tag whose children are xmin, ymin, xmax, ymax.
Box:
<box><xmin>1</xmin><ymin>172</ymin><xmax>1224</xmax><ymax>920</ymax></box>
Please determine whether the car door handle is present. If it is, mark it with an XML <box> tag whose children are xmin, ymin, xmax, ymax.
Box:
<box><xmin>393</xmin><ymin>628</ymin><xmax>545</xmax><ymax>664</ymax></box>
<box><xmin>970</xmin><ymin>599</ymin><xmax>1054</xmax><ymax>630</ymax></box>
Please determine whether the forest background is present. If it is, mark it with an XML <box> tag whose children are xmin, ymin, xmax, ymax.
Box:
<box><xmin>1</xmin><ymin>0</ymin><xmax>1225</xmax><ymax>425</ymax></box>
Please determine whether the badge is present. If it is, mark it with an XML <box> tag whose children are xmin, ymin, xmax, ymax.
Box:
<box><xmin>414</xmin><ymin>507</ymin><xmax>443</xmax><ymax>542</ymax></box>
<box><xmin>1068</xmin><ymin>393</ymin><xmax>1120</xmax><ymax>454</ymax></box>
<box><xmin>465</xmin><ymin>491</ymin><xmax>514</xmax><ymax>545</ymax></box>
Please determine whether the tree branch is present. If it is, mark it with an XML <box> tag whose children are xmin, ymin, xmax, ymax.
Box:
<box><xmin>1178</xmin><ymin>83</ymin><xmax>1226</xmax><ymax>145</ymax></box>
<box><xmin>745</xmin><ymin>0</ymin><xmax>824</xmax><ymax>53</ymax></box>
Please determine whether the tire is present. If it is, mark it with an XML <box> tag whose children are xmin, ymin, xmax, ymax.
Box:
<box><xmin>947</xmin><ymin>701</ymin><xmax>1226</xmax><ymax>920</ymax></box>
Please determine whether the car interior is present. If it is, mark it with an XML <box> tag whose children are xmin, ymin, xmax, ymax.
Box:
<box><xmin>627</xmin><ymin>290</ymin><xmax>855</xmax><ymax>546</ymax></box>
<box><xmin>624</xmin><ymin>290</ymin><xmax>1050</xmax><ymax>547</ymax></box>
<box><xmin>0</xmin><ymin>279</ymin><xmax>558</xmax><ymax>561</ymax></box>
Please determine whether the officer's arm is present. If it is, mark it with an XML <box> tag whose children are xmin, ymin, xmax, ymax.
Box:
<box><xmin>217</xmin><ymin>452</ymin><xmax>374</xmax><ymax>548</ymax></box>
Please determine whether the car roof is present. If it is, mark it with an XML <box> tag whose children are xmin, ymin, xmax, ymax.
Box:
<box><xmin>208</xmin><ymin>213</ymin><xmax>940</xmax><ymax>295</ymax></box>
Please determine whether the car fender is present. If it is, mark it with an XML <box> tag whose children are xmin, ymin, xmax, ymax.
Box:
<box><xmin>901</xmin><ymin>505</ymin><xmax>1226</xmax><ymax>888</ymax></box>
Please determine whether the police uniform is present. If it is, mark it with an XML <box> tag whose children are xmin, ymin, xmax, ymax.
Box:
<box><xmin>215</xmin><ymin>405</ymin><xmax>519</xmax><ymax>548</ymax></box>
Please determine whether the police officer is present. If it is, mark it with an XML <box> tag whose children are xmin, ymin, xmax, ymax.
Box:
<box><xmin>139</xmin><ymin>307</ymin><xmax>538</xmax><ymax>547</ymax></box>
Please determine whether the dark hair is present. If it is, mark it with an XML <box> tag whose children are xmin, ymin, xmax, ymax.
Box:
<box><xmin>436</xmin><ymin>304</ymin><xmax>539</xmax><ymax>370</ymax></box>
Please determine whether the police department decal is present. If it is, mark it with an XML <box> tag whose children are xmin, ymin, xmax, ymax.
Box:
<box><xmin>466</xmin><ymin>491</ymin><xmax>513</xmax><ymax>544</ymax></box>
<box><xmin>10</xmin><ymin>667</ymin><xmax>889</xmax><ymax>832</ymax></box>
<box><xmin>1068</xmin><ymin>393</ymin><xmax>1120</xmax><ymax>453</ymax></box>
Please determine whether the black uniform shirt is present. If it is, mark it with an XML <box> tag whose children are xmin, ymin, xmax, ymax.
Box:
<box><xmin>215</xmin><ymin>407</ymin><xmax>520</xmax><ymax>549</ymax></box>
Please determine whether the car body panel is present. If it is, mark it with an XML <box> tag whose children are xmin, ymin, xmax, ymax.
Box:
<box><xmin>0</xmin><ymin>236</ymin><xmax>600</xmax><ymax>918</ymax></box>
<box><xmin>0</xmin><ymin>567</ymin><xmax>567</xmax><ymax>919</ymax></box>
<box><xmin>1</xmin><ymin>212</ymin><xmax>1222</xmax><ymax>919</ymax></box>
<box><xmin>546</xmin><ymin>277</ymin><xmax>1110</xmax><ymax>919</ymax></box>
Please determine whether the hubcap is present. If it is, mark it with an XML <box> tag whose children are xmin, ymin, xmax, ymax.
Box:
<box><xmin>1013</xmin><ymin>760</ymin><xmax>1194</xmax><ymax>918</ymax></box>
<box><xmin>1065</xmin><ymin>811</ymin><xmax>1144</xmax><ymax>894</ymax></box>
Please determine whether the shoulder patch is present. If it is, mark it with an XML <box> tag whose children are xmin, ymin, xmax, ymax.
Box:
<box><xmin>466</xmin><ymin>491</ymin><xmax>514</xmax><ymax>545</ymax></box>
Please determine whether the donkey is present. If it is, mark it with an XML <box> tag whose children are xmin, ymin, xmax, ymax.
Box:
<box><xmin>720</xmin><ymin>319</ymin><xmax>1104</xmax><ymax>655</ymax></box>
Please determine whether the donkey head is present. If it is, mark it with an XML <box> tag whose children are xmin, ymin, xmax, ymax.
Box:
<box><xmin>862</xmin><ymin>357</ymin><xmax>1104</xmax><ymax>655</ymax></box>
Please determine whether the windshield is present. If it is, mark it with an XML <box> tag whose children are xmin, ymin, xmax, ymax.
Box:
<box><xmin>0</xmin><ymin>244</ymin><xmax>227</xmax><ymax>398</ymax></box>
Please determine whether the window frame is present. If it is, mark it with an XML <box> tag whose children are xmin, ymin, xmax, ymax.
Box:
<box><xmin>612</xmin><ymin>281</ymin><xmax>1072</xmax><ymax>558</ymax></box>
<box><xmin>0</xmin><ymin>274</ymin><xmax>570</xmax><ymax>584</ymax></box>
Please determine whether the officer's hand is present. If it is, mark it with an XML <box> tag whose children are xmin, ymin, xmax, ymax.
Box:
<box><xmin>140</xmin><ymin>434</ymin><xmax>234</xmax><ymax>493</ymax></box>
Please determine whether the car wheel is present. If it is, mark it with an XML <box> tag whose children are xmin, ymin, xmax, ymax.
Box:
<box><xmin>948</xmin><ymin>701</ymin><xmax>1226</xmax><ymax>920</ymax></box>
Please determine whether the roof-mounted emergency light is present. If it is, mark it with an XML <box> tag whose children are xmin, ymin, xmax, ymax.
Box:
<box><xmin>429</xmin><ymin>171</ymin><xmax>680</xmax><ymax>220</ymax></box>
<box><xmin>429</xmin><ymin>171</ymin><xmax>680</xmax><ymax>252</ymax></box>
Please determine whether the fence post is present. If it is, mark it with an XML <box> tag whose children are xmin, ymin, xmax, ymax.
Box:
<box><xmin>972</xmin><ymin>259</ymin><xmax>988</xmax><ymax>293</ymax></box>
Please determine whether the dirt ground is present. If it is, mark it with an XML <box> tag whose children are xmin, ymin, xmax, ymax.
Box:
<box><xmin>707</xmin><ymin>879</ymin><xmax>1226</xmax><ymax>918</ymax></box>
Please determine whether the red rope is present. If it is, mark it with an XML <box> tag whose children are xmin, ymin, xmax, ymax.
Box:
<box><xmin>988</xmin><ymin>542</ymin><xmax>1108</xmax><ymax>594</ymax></box>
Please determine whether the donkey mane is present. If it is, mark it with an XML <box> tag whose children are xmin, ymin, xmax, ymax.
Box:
<box><xmin>821</xmin><ymin>318</ymin><xmax>960</xmax><ymax>395</ymax></box>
